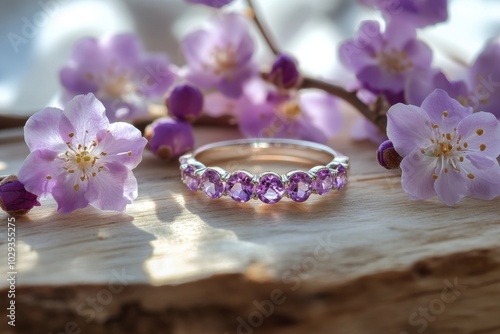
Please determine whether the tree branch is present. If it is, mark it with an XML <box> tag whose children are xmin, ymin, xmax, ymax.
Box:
<box><xmin>300</xmin><ymin>76</ymin><xmax>387</xmax><ymax>133</ymax></box>
<box><xmin>246</xmin><ymin>0</ymin><xmax>280</xmax><ymax>56</ymax></box>
<box><xmin>0</xmin><ymin>115</ymin><xmax>28</xmax><ymax>131</ymax></box>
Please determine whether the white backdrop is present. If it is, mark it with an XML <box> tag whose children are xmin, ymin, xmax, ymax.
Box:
<box><xmin>0</xmin><ymin>0</ymin><xmax>499</xmax><ymax>114</ymax></box>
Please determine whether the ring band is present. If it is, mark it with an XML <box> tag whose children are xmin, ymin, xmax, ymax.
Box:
<box><xmin>179</xmin><ymin>138</ymin><xmax>349</xmax><ymax>204</ymax></box>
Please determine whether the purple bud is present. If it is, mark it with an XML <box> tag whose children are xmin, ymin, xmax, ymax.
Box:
<box><xmin>0</xmin><ymin>175</ymin><xmax>41</xmax><ymax>216</ymax></box>
<box><xmin>185</xmin><ymin>0</ymin><xmax>234</xmax><ymax>8</ymax></box>
<box><xmin>167</xmin><ymin>84</ymin><xmax>204</xmax><ymax>122</ymax></box>
<box><xmin>268</xmin><ymin>54</ymin><xmax>301</xmax><ymax>89</ymax></box>
<box><xmin>377</xmin><ymin>140</ymin><xmax>402</xmax><ymax>169</ymax></box>
<box><xmin>145</xmin><ymin>118</ymin><xmax>195</xmax><ymax>160</ymax></box>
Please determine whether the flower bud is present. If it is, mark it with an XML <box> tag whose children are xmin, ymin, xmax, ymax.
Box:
<box><xmin>268</xmin><ymin>54</ymin><xmax>301</xmax><ymax>89</ymax></box>
<box><xmin>167</xmin><ymin>84</ymin><xmax>204</xmax><ymax>122</ymax></box>
<box><xmin>377</xmin><ymin>140</ymin><xmax>402</xmax><ymax>169</ymax></box>
<box><xmin>0</xmin><ymin>175</ymin><xmax>41</xmax><ymax>216</ymax></box>
<box><xmin>145</xmin><ymin>118</ymin><xmax>194</xmax><ymax>160</ymax></box>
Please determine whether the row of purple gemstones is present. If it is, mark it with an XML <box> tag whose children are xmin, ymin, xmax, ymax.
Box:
<box><xmin>180</xmin><ymin>165</ymin><xmax>347</xmax><ymax>204</ymax></box>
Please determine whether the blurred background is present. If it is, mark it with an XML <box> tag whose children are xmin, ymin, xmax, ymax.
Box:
<box><xmin>0</xmin><ymin>0</ymin><xmax>499</xmax><ymax>116</ymax></box>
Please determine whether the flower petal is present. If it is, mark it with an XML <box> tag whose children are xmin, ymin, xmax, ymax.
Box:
<box><xmin>104</xmin><ymin>33</ymin><xmax>141</xmax><ymax>69</ymax></box>
<box><xmin>300</xmin><ymin>91</ymin><xmax>342</xmax><ymax>138</ymax></box>
<box><xmin>211</xmin><ymin>13</ymin><xmax>253</xmax><ymax>52</ymax></box>
<box><xmin>217</xmin><ymin>75</ymin><xmax>245</xmax><ymax>98</ymax></box>
<box><xmin>400</xmin><ymin>150</ymin><xmax>437</xmax><ymax>200</ymax></box>
<box><xmin>434</xmin><ymin>166</ymin><xmax>468</xmax><ymax>206</ymax></box>
<box><xmin>134</xmin><ymin>54</ymin><xmax>176</xmax><ymax>97</ymax></box>
<box><xmin>85</xmin><ymin>162</ymin><xmax>137</xmax><ymax>212</ymax></box>
<box><xmin>402</xmin><ymin>40</ymin><xmax>432</xmax><ymax>69</ymax></box>
<box><xmin>60</xmin><ymin>67</ymin><xmax>99</xmax><ymax>95</ymax></box>
<box><xmin>458</xmin><ymin>111</ymin><xmax>500</xmax><ymax>158</ymax></box>
<box><xmin>421</xmin><ymin>89</ymin><xmax>472</xmax><ymax>132</ymax></box>
<box><xmin>52</xmin><ymin>172</ymin><xmax>90</xmax><ymax>213</ymax></box>
<box><xmin>465</xmin><ymin>162</ymin><xmax>500</xmax><ymax>200</ymax></box>
<box><xmin>405</xmin><ymin>68</ymin><xmax>469</xmax><ymax>107</ymax></box>
<box><xmin>18</xmin><ymin>149</ymin><xmax>62</xmax><ymax>198</ymax></box>
<box><xmin>466</xmin><ymin>153</ymin><xmax>497</xmax><ymax>169</ymax></box>
<box><xmin>181</xmin><ymin>30</ymin><xmax>213</xmax><ymax>70</ymax></box>
<box><xmin>24</xmin><ymin>107</ymin><xmax>74</xmax><ymax>152</ymax></box>
<box><xmin>358</xmin><ymin>65</ymin><xmax>405</xmax><ymax>94</ymax></box>
<box><xmin>69</xmin><ymin>37</ymin><xmax>106</xmax><ymax>72</ymax></box>
<box><xmin>63</xmin><ymin>93</ymin><xmax>109</xmax><ymax>142</ymax></box>
<box><xmin>96</xmin><ymin>122</ymin><xmax>147</xmax><ymax>169</ymax></box>
<box><xmin>467</xmin><ymin>39</ymin><xmax>500</xmax><ymax>118</ymax></box>
<box><xmin>387</xmin><ymin>103</ymin><xmax>433</xmax><ymax>156</ymax></box>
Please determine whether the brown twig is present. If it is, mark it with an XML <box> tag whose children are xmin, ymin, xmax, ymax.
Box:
<box><xmin>246</xmin><ymin>0</ymin><xmax>280</xmax><ymax>56</ymax></box>
<box><xmin>0</xmin><ymin>115</ymin><xmax>29</xmax><ymax>131</ymax></box>
<box><xmin>301</xmin><ymin>76</ymin><xmax>387</xmax><ymax>133</ymax></box>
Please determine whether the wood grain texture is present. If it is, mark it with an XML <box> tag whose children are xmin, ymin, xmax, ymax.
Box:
<box><xmin>1</xmin><ymin>111</ymin><xmax>500</xmax><ymax>334</ymax></box>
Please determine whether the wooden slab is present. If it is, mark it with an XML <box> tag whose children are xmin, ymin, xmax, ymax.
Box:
<box><xmin>1</xmin><ymin>110</ymin><xmax>500</xmax><ymax>334</ymax></box>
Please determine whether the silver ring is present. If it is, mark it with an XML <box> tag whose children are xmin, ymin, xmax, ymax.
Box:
<box><xmin>179</xmin><ymin>138</ymin><xmax>349</xmax><ymax>204</ymax></box>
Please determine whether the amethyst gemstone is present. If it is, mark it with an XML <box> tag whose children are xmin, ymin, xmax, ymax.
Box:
<box><xmin>226</xmin><ymin>172</ymin><xmax>254</xmax><ymax>203</ymax></box>
<box><xmin>256</xmin><ymin>174</ymin><xmax>285</xmax><ymax>204</ymax></box>
<box><xmin>313</xmin><ymin>168</ymin><xmax>333</xmax><ymax>195</ymax></box>
<box><xmin>201</xmin><ymin>169</ymin><xmax>224</xmax><ymax>198</ymax></box>
<box><xmin>182</xmin><ymin>165</ymin><xmax>199</xmax><ymax>191</ymax></box>
<box><xmin>334</xmin><ymin>165</ymin><xmax>347</xmax><ymax>190</ymax></box>
<box><xmin>287</xmin><ymin>172</ymin><xmax>312</xmax><ymax>202</ymax></box>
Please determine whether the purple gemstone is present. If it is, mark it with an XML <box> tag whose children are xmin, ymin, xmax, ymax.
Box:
<box><xmin>226</xmin><ymin>172</ymin><xmax>254</xmax><ymax>203</ymax></box>
<box><xmin>287</xmin><ymin>172</ymin><xmax>312</xmax><ymax>202</ymax></box>
<box><xmin>313</xmin><ymin>168</ymin><xmax>333</xmax><ymax>195</ymax></box>
<box><xmin>201</xmin><ymin>169</ymin><xmax>224</xmax><ymax>199</ymax></box>
<box><xmin>334</xmin><ymin>165</ymin><xmax>347</xmax><ymax>190</ymax></box>
<box><xmin>182</xmin><ymin>165</ymin><xmax>199</xmax><ymax>191</ymax></box>
<box><xmin>256</xmin><ymin>174</ymin><xmax>285</xmax><ymax>204</ymax></box>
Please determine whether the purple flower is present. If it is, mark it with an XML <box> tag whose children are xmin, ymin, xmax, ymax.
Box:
<box><xmin>18</xmin><ymin>94</ymin><xmax>147</xmax><ymax>214</ymax></box>
<box><xmin>387</xmin><ymin>89</ymin><xmax>500</xmax><ymax>206</ymax></box>
<box><xmin>339</xmin><ymin>20</ymin><xmax>432</xmax><ymax>103</ymax></box>
<box><xmin>359</xmin><ymin>0</ymin><xmax>448</xmax><ymax>28</ymax></box>
<box><xmin>0</xmin><ymin>175</ymin><xmax>41</xmax><ymax>215</ymax></box>
<box><xmin>167</xmin><ymin>84</ymin><xmax>204</xmax><ymax>122</ymax></box>
<box><xmin>406</xmin><ymin>39</ymin><xmax>500</xmax><ymax>118</ymax></box>
<box><xmin>405</xmin><ymin>68</ymin><xmax>470</xmax><ymax>107</ymax></box>
<box><xmin>186</xmin><ymin>0</ymin><xmax>234</xmax><ymax>8</ymax></box>
<box><xmin>467</xmin><ymin>38</ymin><xmax>500</xmax><ymax>118</ymax></box>
<box><xmin>60</xmin><ymin>33</ymin><xmax>176</xmax><ymax>122</ymax></box>
<box><xmin>181</xmin><ymin>13</ymin><xmax>256</xmax><ymax>98</ymax></box>
<box><xmin>145</xmin><ymin>118</ymin><xmax>194</xmax><ymax>160</ymax></box>
<box><xmin>268</xmin><ymin>54</ymin><xmax>301</xmax><ymax>89</ymax></box>
<box><xmin>238</xmin><ymin>80</ymin><xmax>342</xmax><ymax>143</ymax></box>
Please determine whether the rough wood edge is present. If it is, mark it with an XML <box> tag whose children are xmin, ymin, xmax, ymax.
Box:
<box><xmin>3</xmin><ymin>247</ymin><xmax>500</xmax><ymax>334</ymax></box>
